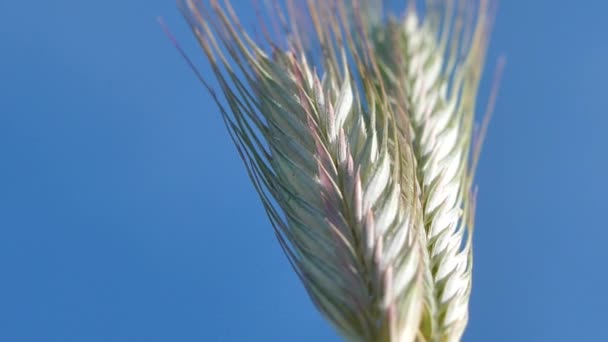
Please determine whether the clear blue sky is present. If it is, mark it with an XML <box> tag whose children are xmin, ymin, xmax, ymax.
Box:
<box><xmin>1</xmin><ymin>1</ymin><xmax>606</xmax><ymax>341</ymax></box>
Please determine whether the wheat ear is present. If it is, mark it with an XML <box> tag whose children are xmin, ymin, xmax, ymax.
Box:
<box><xmin>176</xmin><ymin>0</ymin><xmax>494</xmax><ymax>341</ymax></box>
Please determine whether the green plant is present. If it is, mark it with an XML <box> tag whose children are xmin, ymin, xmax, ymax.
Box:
<box><xmin>176</xmin><ymin>1</ymin><xmax>499</xmax><ymax>340</ymax></box>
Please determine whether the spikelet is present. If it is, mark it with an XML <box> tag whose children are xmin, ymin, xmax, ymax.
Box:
<box><xmin>176</xmin><ymin>0</ymin><xmax>494</xmax><ymax>341</ymax></box>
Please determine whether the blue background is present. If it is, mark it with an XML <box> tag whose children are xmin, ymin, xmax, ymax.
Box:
<box><xmin>1</xmin><ymin>1</ymin><xmax>606</xmax><ymax>341</ymax></box>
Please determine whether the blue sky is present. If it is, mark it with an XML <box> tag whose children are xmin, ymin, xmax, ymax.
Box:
<box><xmin>1</xmin><ymin>1</ymin><xmax>607</xmax><ymax>341</ymax></box>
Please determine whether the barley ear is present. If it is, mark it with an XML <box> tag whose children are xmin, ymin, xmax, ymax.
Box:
<box><xmin>178</xmin><ymin>0</ymin><xmax>434</xmax><ymax>340</ymax></box>
<box><xmin>369</xmin><ymin>1</ymin><xmax>495</xmax><ymax>340</ymax></box>
<box><xmin>177</xmin><ymin>0</ymin><xmax>496</xmax><ymax>341</ymax></box>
